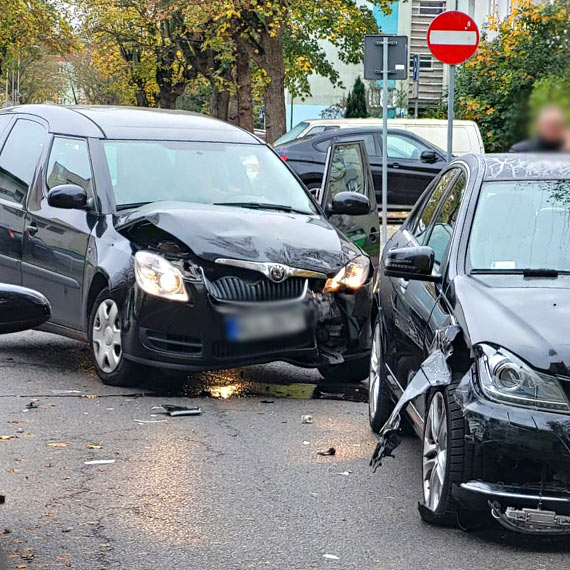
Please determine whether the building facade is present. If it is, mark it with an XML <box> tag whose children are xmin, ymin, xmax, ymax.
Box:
<box><xmin>286</xmin><ymin>0</ymin><xmax>513</xmax><ymax>126</ymax></box>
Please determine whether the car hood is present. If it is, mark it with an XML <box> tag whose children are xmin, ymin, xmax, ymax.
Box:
<box><xmin>115</xmin><ymin>201</ymin><xmax>360</xmax><ymax>275</ymax></box>
<box><xmin>454</xmin><ymin>274</ymin><xmax>570</xmax><ymax>374</ymax></box>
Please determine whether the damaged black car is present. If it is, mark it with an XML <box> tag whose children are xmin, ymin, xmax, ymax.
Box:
<box><xmin>369</xmin><ymin>154</ymin><xmax>570</xmax><ymax>534</ymax></box>
<box><xmin>0</xmin><ymin>105</ymin><xmax>380</xmax><ymax>386</ymax></box>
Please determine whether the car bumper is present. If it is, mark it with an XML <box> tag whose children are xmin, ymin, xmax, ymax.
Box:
<box><xmin>452</xmin><ymin>372</ymin><xmax>570</xmax><ymax>531</ymax></box>
<box><xmin>115</xmin><ymin>279</ymin><xmax>373</xmax><ymax>372</ymax></box>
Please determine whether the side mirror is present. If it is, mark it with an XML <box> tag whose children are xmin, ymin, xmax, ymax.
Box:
<box><xmin>384</xmin><ymin>246</ymin><xmax>440</xmax><ymax>282</ymax></box>
<box><xmin>47</xmin><ymin>184</ymin><xmax>88</xmax><ymax>210</ymax></box>
<box><xmin>0</xmin><ymin>284</ymin><xmax>51</xmax><ymax>335</ymax></box>
<box><xmin>329</xmin><ymin>191</ymin><xmax>371</xmax><ymax>216</ymax></box>
<box><xmin>420</xmin><ymin>150</ymin><xmax>438</xmax><ymax>164</ymax></box>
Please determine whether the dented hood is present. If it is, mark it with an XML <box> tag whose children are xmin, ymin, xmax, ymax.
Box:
<box><xmin>115</xmin><ymin>201</ymin><xmax>360</xmax><ymax>275</ymax></box>
<box><xmin>454</xmin><ymin>274</ymin><xmax>570</xmax><ymax>374</ymax></box>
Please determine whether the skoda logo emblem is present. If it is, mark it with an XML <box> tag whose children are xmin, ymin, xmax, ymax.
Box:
<box><xmin>269</xmin><ymin>265</ymin><xmax>287</xmax><ymax>283</ymax></box>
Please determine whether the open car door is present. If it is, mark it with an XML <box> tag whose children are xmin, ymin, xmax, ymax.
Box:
<box><xmin>320</xmin><ymin>140</ymin><xmax>380</xmax><ymax>266</ymax></box>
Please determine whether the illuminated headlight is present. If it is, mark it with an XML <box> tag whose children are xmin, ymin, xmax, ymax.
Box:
<box><xmin>134</xmin><ymin>251</ymin><xmax>189</xmax><ymax>302</ymax></box>
<box><xmin>477</xmin><ymin>344</ymin><xmax>570</xmax><ymax>413</ymax></box>
<box><xmin>324</xmin><ymin>255</ymin><xmax>370</xmax><ymax>293</ymax></box>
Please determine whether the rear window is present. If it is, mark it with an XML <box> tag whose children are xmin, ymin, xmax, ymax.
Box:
<box><xmin>274</xmin><ymin>122</ymin><xmax>309</xmax><ymax>146</ymax></box>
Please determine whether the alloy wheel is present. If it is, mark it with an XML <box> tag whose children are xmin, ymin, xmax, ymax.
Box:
<box><xmin>422</xmin><ymin>391</ymin><xmax>448</xmax><ymax>512</ymax></box>
<box><xmin>368</xmin><ymin>323</ymin><xmax>381</xmax><ymax>420</ymax></box>
<box><xmin>92</xmin><ymin>299</ymin><xmax>122</xmax><ymax>373</ymax></box>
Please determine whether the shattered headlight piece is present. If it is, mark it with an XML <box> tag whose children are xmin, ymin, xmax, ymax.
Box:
<box><xmin>134</xmin><ymin>251</ymin><xmax>189</xmax><ymax>302</ymax></box>
<box><xmin>323</xmin><ymin>255</ymin><xmax>370</xmax><ymax>293</ymax></box>
<box><xmin>477</xmin><ymin>344</ymin><xmax>570</xmax><ymax>413</ymax></box>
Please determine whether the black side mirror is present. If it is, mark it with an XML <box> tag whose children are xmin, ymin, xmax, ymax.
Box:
<box><xmin>0</xmin><ymin>284</ymin><xmax>51</xmax><ymax>335</ymax></box>
<box><xmin>384</xmin><ymin>246</ymin><xmax>440</xmax><ymax>282</ymax></box>
<box><xmin>420</xmin><ymin>150</ymin><xmax>438</xmax><ymax>164</ymax></box>
<box><xmin>329</xmin><ymin>191</ymin><xmax>371</xmax><ymax>216</ymax></box>
<box><xmin>47</xmin><ymin>184</ymin><xmax>89</xmax><ymax>210</ymax></box>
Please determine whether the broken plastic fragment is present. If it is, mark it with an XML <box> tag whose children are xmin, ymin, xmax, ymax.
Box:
<box><xmin>84</xmin><ymin>459</ymin><xmax>115</xmax><ymax>465</ymax></box>
<box><xmin>317</xmin><ymin>447</ymin><xmax>336</xmax><ymax>456</ymax></box>
<box><xmin>152</xmin><ymin>404</ymin><xmax>202</xmax><ymax>417</ymax></box>
<box><xmin>323</xmin><ymin>554</ymin><xmax>339</xmax><ymax>561</ymax></box>
<box><xmin>301</xmin><ymin>415</ymin><xmax>313</xmax><ymax>424</ymax></box>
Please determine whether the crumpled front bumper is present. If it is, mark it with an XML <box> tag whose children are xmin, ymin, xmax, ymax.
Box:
<box><xmin>453</xmin><ymin>371</ymin><xmax>570</xmax><ymax>532</ymax></box>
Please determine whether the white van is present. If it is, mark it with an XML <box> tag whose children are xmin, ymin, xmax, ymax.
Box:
<box><xmin>274</xmin><ymin>118</ymin><xmax>485</xmax><ymax>155</ymax></box>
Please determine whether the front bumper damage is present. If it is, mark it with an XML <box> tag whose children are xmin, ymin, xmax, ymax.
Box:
<box><xmin>370</xmin><ymin>325</ymin><xmax>570</xmax><ymax>535</ymax></box>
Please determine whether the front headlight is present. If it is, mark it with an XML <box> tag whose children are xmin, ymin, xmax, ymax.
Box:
<box><xmin>134</xmin><ymin>251</ymin><xmax>189</xmax><ymax>302</ymax></box>
<box><xmin>323</xmin><ymin>255</ymin><xmax>370</xmax><ymax>293</ymax></box>
<box><xmin>477</xmin><ymin>344</ymin><xmax>570</xmax><ymax>413</ymax></box>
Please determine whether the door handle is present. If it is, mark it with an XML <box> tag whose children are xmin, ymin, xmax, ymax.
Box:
<box><xmin>26</xmin><ymin>222</ymin><xmax>38</xmax><ymax>236</ymax></box>
<box><xmin>390</xmin><ymin>162</ymin><xmax>401</xmax><ymax>169</ymax></box>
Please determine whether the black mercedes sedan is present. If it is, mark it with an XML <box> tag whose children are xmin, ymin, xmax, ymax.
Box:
<box><xmin>275</xmin><ymin>127</ymin><xmax>447</xmax><ymax>209</ymax></box>
<box><xmin>369</xmin><ymin>154</ymin><xmax>570</xmax><ymax>534</ymax></box>
<box><xmin>0</xmin><ymin>105</ymin><xmax>380</xmax><ymax>387</ymax></box>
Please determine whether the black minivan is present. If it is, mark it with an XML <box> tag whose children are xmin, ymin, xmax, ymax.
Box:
<box><xmin>0</xmin><ymin>105</ymin><xmax>379</xmax><ymax>386</ymax></box>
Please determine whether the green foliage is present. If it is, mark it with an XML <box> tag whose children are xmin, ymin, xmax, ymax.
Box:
<box><xmin>345</xmin><ymin>76</ymin><xmax>368</xmax><ymax>118</ymax></box>
<box><xmin>529</xmin><ymin>74</ymin><xmax>570</xmax><ymax>123</ymax></box>
<box><xmin>455</xmin><ymin>0</ymin><xmax>570</xmax><ymax>152</ymax></box>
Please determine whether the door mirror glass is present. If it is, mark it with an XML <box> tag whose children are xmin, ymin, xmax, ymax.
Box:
<box><xmin>384</xmin><ymin>246</ymin><xmax>440</xmax><ymax>282</ymax></box>
<box><xmin>0</xmin><ymin>284</ymin><xmax>51</xmax><ymax>335</ymax></box>
<box><xmin>330</xmin><ymin>191</ymin><xmax>371</xmax><ymax>216</ymax></box>
<box><xmin>47</xmin><ymin>184</ymin><xmax>89</xmax><ymax>209</ymax></box>
<box><xmin>420</xmin><ymin>150</ymin><xmax>438</xmax><ymax>164</ymax></box>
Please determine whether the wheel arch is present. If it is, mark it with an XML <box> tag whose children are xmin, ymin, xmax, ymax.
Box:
<box><xmin>84</xmin><ymin>270</ymin><xmax>110</xmax><ymax>331</ymax></box>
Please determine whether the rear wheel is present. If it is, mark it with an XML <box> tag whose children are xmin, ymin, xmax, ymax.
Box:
<box><xmin>418</xmin><ymin>377</ymin><xmax>465</xmax><ymax>526</ymax></box>
<box><xmin>368</xmin><ymin>319</ymin><xmax>394</xmax><ymax>433</ymax></box>
<box><xmin>89</xmin><ymin>289</ymin><xmax>143</xmax><ymax>387</ymax></box>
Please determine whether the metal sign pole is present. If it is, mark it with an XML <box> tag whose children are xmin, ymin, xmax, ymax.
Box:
<box><xmin>447</xmin><ymin>64</ymin><xmax>455</xmax><ymax>162</ymax></box>
<box><xmin>381</xmin><ymin>36</ymin><xmax>389</xmax><ymax>245</ymax></box>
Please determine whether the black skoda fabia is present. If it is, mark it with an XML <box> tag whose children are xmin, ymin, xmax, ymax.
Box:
<box><xmin>0</xmin><ymin>105</ymin><xmax>380</xmax><ymax>386</ymax></box>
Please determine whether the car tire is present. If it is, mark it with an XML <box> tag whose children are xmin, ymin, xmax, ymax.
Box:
<box><xmin>88</xmin><ymin>289</ymin><xmax>143</xmax><ymax>387</ymax></box>
<box><xmin>318</xmin><ymin>356</ymin><xmax>370</xmax><ymax>383</ymax></box>
<box><xmin>368</xmin><ymin>318</ymin><xmax>394</xmax><ymax>433</ymax></box>
<box><xmin>418</xmin><ymin>375</ymin><xmax>465</xmax><ymax>527</ymax></box>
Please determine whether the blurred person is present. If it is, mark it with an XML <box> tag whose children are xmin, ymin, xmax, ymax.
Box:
<box><xmin>510</xmin><ymin>105</ymin><xmax>568</xmax><ymax>152</ymax></box>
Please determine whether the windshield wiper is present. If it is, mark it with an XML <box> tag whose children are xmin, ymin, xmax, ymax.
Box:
<box><xmin>471</xmin><ymin>268</ymin><xmax>567</xmax><ymax>277</ymax></box>
<box><xmin>116</xmin><ymin>202</ymin><xmax>151</xmax><ymax>211</ymax></box>
<box><xmin>213</xmin><ymin>202</ymin><xmax>310</xmax><ymax>215</ymax></box>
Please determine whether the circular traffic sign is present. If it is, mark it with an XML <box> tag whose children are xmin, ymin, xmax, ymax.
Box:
<box><xmin>427</xmin><ymin>11</ymin><xmax>480</xmax><ymax>66</ymax></box>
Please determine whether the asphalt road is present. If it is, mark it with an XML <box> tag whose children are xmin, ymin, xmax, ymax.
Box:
<box><xmin>1</xmin><ymin>331</ymin><xmax>570</xmax><ymax>570</ymax></box>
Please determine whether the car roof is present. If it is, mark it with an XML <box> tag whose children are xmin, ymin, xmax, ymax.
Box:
<box><xmin>481</xmin><ymin>154</ymin><xmax>570</xmax><ymax>181</ymax></box>
<box><xmin>0</xmin><ymin>105</ymin><xmax>260</xmax><ymax>144</ymax></box>
<box><xmin>301</xmin><ymin>118</ymin><xmax>478</xmax><ymax>127</ymax></box>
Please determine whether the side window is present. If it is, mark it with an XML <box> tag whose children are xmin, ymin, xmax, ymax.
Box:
<box><xmin>325</xmin><ymin>143</ymin><xmax>367</xmax><ymax>207</ymax></box>
<box><xmin>412</xmin><ymin>168</ymin><xmax>459</xmax><ymax>244</ymax></box>
<box><xmin>426</xmin><ymin>172</ymin><xmax>467</xmax><ymax>270</ymax></box>
<box><xmin>339</xmin><ymin>133</ymin><xmax>377</xmax><ymax>157</ymax></box>
<box><xmin>0</xmin><ymin>119</ymin><xmax>47</xmax><ymax>205</ymax></box>
<box><xmin>47</xmin><ymin>137</ymin><xmax>93</xmax><ymax>196</ymax></box>
<box><xmin>387</xmin><ymin>134</ymin><xmax>430</xmax><ymax>160</ymax></box>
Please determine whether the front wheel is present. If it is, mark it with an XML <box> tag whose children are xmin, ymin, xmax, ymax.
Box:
<box><xmin>418</xmin><ymin>379</ymin><xmax>465</xmax><ymax>527</ymax></box>
<box><xmin>89</xmin><ymin>289</ymin><xmax>143</xmax><ymax>387</ymax></box>
<box><xmin>318</xmin><ymin>356</ymin><xmax>369</xmax><ymax>383</ymax></box>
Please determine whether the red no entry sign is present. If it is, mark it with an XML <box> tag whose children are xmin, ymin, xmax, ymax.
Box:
<box><xmin>427</xmin><ymin>11</ymin><xmax>479</xmax><ymax>66</ymax></box>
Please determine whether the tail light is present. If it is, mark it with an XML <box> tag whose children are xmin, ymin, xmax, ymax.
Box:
<box><xmin>279</xmin><ymin>155</ymin><xmax>288</xmax><ymax>161</ymax></box>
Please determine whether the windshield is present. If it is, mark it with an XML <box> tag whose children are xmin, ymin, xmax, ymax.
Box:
<box><xmin>274</xmin><ymin>122</ymin><xmax>309</xmax><ymax>146</ymax></box>
<box><xmin>468</xmin><ymin>180</ymin><xmax>570</xmax><ymax>272</ymax></box>
<box><xmin>103</xmin><ymin>140</ymin><xmax>317</xmax><ymax>214</ymax></box>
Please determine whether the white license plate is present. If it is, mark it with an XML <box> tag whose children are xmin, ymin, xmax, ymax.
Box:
<box><xmin>225</xmin><ymin>308</ymin><xmax>306</xmax><ymax>342</ymax></box>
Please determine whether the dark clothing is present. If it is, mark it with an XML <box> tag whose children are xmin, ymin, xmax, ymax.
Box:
<box><xmin>509</xmin><ymin>138</ymin><xmax>565</xmax><ymax>153</ymax></box>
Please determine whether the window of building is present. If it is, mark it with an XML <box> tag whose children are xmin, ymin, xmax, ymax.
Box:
<box><xmin>418</xmin><ymin>1</ymin><xmax>446</xmax><ymax>16</ymax></box>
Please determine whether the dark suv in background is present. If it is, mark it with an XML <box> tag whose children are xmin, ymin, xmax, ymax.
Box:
<box><xmin>276</xmin><ymin>128</ymin><xmax>447</xmax><ymax>209</ymax></box>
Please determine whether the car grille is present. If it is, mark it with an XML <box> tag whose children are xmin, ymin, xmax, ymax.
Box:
<box><xmin>204</xmin><ymin>276</ymin><xmax>307</xmax><ymax>303</ymax></box>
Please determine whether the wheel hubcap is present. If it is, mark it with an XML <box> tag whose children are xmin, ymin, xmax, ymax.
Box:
<box><xmin>368</xmin><ymin>324</ymin><xmax>381</xmax><ymax>420</ymax></box>
<box><xmin>92</xmin><ymin>299</ymin><xmax>122</xmax><ymax>373</ymax></box>
<box><xmin>422</xmin><ymin>391</ymin><xmax>447</xmax><ymax>512</ymax></box>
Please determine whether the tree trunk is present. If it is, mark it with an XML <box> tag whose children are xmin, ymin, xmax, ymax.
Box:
<box><xmin>262</xmin><ymin>31</ymin><xmax>287</xmax><ymax>144</ymax></box>
<box><xmin>235</xmin><ymin>39</ymin><xmax>253</xmax><ymax>132</ymax></box>
<box><xmin>210</xmin><ymin>85</ymin><xmax>230</xmax><ymax>120</ymax></box>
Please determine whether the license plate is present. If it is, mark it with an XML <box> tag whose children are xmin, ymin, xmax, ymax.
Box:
<box><xmin>225</xmin><ymin>308</ymin><xmax>306</xmax><ymax>342</ymax></box>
